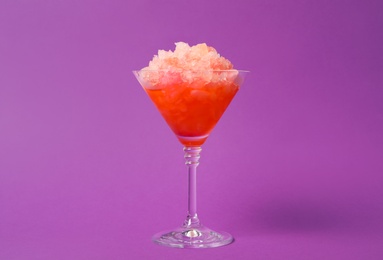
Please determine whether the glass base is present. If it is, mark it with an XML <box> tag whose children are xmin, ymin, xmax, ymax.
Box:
<box><xmin>152</xmin><ymin>224</ymin><xmax>233</xmax><ymax>248</ymax></box>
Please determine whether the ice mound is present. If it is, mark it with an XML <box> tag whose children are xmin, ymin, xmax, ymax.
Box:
<box><xmin>139</xmin><ymin>42</ymin><xmax>238</xmax><ymax>88</ymax></box>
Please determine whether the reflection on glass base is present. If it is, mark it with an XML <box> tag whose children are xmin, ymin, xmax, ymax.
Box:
<box><xmin>152</xmin><ymin>225</ymin><xmax>233</xmax><ymax>248</ymax></box>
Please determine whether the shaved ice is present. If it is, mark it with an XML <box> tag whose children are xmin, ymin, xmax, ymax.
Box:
<box><xmin>139</xmin><ymin>42</ymin><xmax>238</xmax><ymax>88</ymax></box>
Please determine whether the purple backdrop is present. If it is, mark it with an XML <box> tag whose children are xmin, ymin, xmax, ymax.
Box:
<box><xmin>1</xmin><ymin>0</ymin><xmax>382</xmax><ymax>259</ymax></box>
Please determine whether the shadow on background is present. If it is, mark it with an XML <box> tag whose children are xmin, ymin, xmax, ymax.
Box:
<box><xmin>254</xmin><ymin>201</ymin><xmax>344</xmax><ymax>233</ymax></box>
<box><xmin>237</xmin><ymin>199</ymin><xmax>369</xmax><ymax>235</ymax></box>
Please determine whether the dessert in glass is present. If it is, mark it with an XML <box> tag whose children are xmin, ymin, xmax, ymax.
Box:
<box><xmin>133</xmin><ymin>42</ymin><xmax>248</xmax><ymax>248</ymax></box>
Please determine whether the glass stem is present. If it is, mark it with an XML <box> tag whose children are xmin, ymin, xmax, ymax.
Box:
<box><xmin>183</xmin><ymin>146</ymin><xmax>202</xmax><ymax>228</ymax></box>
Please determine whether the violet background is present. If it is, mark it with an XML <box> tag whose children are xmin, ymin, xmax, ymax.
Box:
<box><xmin>1</xmin><ymin>0</ymin><xmax>382</xmax><ymax>259</ymax></box>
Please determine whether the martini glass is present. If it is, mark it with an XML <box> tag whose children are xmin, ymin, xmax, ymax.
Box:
<box><xmin>133</xmin><ymin>69</ymin><xmax>248</xmax><ymax>248</ymax></box>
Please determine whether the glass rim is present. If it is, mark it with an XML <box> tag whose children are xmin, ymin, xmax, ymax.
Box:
<box><xmin>132</xmin><ymin>69</ymin><xmax>250</xmax><ymax>73</ymax></box>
